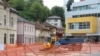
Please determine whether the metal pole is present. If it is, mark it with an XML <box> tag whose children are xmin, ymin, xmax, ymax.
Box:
<box><xmin>89</xmin><ymin>40</ymin><xmax>91</xmax><ymax>54</ymax></box>
<box><xmin>23</xmin><ymin>22</ymin><xmax>26</xmax><ymax>56</ymax></box>
<box><xmin>6</xmin><ymin>44</ymin><xmax>8</xmax><ymax>56</ymax></box>
<box><xmin>2</xmin><ymin>51</ymin><xmax>4</xmax><ymax>56</ymax></box>
<box><xmin>15</xmin><ymin>46</ymin><xmax>17</xmax><ymax>56</ymax></box>
<box><xmin>24</xmin><ymin>44</ymin><xmax>26</xmax><ymax>56</ymax></box>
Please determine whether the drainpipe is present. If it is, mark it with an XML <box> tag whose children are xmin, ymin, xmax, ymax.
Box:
<box><xmin>5</xmin><ymin>8</ymin><xmax>11</xmax><ymax>56</ymax></box>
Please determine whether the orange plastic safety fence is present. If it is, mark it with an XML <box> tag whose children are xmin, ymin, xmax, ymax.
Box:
<box><xmin>0</xmin><ymin>42</ymin><xmax>100</xmax><ymax>56</ymax></box>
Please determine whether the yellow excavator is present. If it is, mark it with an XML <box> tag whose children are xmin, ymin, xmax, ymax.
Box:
<box><xmin>43</xmin><ymin>35</ymin><xmax>57</xmax><ymax>49</ymax></box>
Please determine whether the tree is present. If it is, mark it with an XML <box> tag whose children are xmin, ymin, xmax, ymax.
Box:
<box><xmin>6</xmin><ymin>0</ymin><xmax>9</xmax><ymax>2</ymax></box>
<box><xmin>51</xmin><ymin>6</ymin><xmax>65</xmax><ymax>27</ymax></box>
<box><xmin>51</xmin><ymin>6</ymin><xmax>64</xmax><ymax>18</ymax></box>
<box><xmin>9</xmin><ymin>0</ymin><xmax>17</xmax><ymax>8</ymax></box>
<box><xmin>9</xmin><ymin>0</ymin><xmax>25</xmax><ymax>11</ymax></box>
<box><xmin>66</xmin><ymin>0</ymin><xmax>74</xmax><ymax>11</ymax></box>
<box><xmin>16</xmin><ymin>0</ymin><xmax>25</xmax><ymax>11</ymax></box>
<box><xmin>28</xmin><ymin>1</ymin><xmax>44</xmax><ymax>21</ymax></box>
<box><xmin>42</xmin><ymin>6</ymin><xmax>50</xmax><ymax>22</ymax></box>
<box><xmin>25</xmin><ymin>0</ymin><xmax>43</xmax><ymax>8</ymax></box>
<box><xmin>8</xmin><ymin>0</ymin><xmax>50</xmax><ymax>22</ymax></box>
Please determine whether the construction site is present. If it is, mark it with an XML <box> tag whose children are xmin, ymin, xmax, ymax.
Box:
<box><xmin>0</xmin><ymin>40</ymin><xmax>100</xmax><ymax>56</ymax></box>
<box><xmin>0</xmin><ymin>0</ymin><xmax>100</xmax><ymax>56</ymax></box>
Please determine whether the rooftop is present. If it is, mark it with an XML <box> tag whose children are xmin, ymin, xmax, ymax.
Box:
<box><xmin>34</xmin><ymin>22</ymin><xmax>50</xmax><ymax>30</ymax></box>
<box><xmin>47</xmin><ymin>16</ymin><xmax>61</xmax><ymax>20</ymax></box>
<box><xmin>43</xmin><ymin>22</ymin><xmax>55</xmax><ymax>27</ymax></box>
<box><xmin>17</xmin><ymin>16</ymin><xmax>34</xmax><ymax>24</ymax></box>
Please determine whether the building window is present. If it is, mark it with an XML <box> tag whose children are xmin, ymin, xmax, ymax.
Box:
<box><xmin>29</xmin><ymin>38</ymin><xmax>31</xmax><ymax>44</ymax></box>
<box><xmin>24</xmin><ymin>26</ymin><xmax>26</xmax><ymax>32</ymax></box>
<box><xmin>69</xmin><ymin>22</ymin><xmax>90</xmax><ymax>30</ymax></box>
<box><xmin>69</xmin><ymin>23</ymin><xmax>74</xmax><ymax>29</ymax></box>
<box><xmin>4</xmin><ymin>33</ymin><xmax>7</xmax><ymax>44</ymax></box>
<box><xmin>4</xmin><ymin>15</ymin><xmax>6</xmax><ymax>26</ymax></box>
<box><xmin>27</xmin><ymin>26</ymin><xmax>29</xmax><ymax>32</ymax></box>
<box><xmin>30</xmin><ymin>27</ymin><xmax>31</xmax><ymax>32</ymax></box>
<box><xmin>4</xmin><ymin>6</ymin><xmax>7</xmax><ymax>10</ymax></box>
<box><xmin>10</xmin><ymin>34</ymin><xmax>14</xmax><ymax>44</ymax></box>
<box><xmin>32</xmin><ymin>27</ymin><xmax>33</xmax><ymax>32</ymax></box>
<box><xmin>54</xmin><ymin>23</ymin><xmax>57</xmax><ymax>26</ymax></box>
<box><xmin>11</xmin><ymin>17</ymin><xmax>14</xmax><ymax>27</ymax></box>
<box><xmin>54</xmin><ymin>19</ymin><xmax>58</xmax><ymax>22</ymax></box>
<box><xmin>72</xmin><ymin>13</ymin><xmax>100</xmax><ymax>18</ymax></box>
<box><xmin>72</xmin><ymin>4</ymin><xmax>97</xmax><ymax>11</ymax></box>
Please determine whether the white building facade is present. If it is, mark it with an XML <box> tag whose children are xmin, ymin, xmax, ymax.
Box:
<box><xmin>0</xmin><ymin>0</ymin><xmax>17</xmax><ymax>44</ymax></box>
<box><xmin>46</xmin><ymin>16</ymin><xmax>62</xmax><ymax>28</ymax></box>
<box><xmin>64</xmin><ymin>0</ymin><xmax>100</xmax><ymax>42</ymax></box>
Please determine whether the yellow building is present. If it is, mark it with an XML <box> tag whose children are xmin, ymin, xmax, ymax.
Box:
<box><xmin>66</xmin><ymin>17</ymin><xmax>97</xmax><ymax>34</ymax></box>
<box><xmin>64</xmin><ymin>0</ymin><xmax>100</xmax><ymax>42</ymax></box>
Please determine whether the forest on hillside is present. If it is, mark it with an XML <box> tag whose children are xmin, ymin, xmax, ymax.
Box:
<box><xmin>6</xmin><ymin>0</ymin><xmax>73</xmax><ymax>27</ymax></box>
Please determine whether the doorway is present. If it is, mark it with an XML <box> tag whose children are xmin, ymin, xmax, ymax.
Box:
<box><xmin>4</xmin><ymin>34</ymin><xmax>7</xmax><ymax>44</ymax></box>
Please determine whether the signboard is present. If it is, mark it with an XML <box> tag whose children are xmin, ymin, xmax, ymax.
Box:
<box><xmin>0</xmin><ymin>44</ymin><xmax>4</xmax><ymax>51</ymax></box>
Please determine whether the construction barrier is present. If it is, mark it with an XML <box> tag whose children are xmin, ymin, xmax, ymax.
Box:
<box><xmin>0</xmin><ymin>42</ymin><xmax>100</xmax><ymax>56</ymax></box>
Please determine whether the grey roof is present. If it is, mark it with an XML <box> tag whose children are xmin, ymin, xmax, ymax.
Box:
<box><xmin>10</xmin><ymin>7</ymin><xmax>18</xmax><ymax>13</ymax></box>
<box><xmin>43</xmin><ymin>22</ymin><xmax>57</xmax><ymax>28</ymax></box>
<box><xmin>47</xmin><ymin>16</ymin><xmax>61</xmax><ymax>20</ymax></box>
<box><xmin>17</xmin><ymin>16</ymin><xmax>33</xmax><ymax>24</ymax></box>
<box><xmin>43</xmin><ymin>22</ymin><xmax>54</xmax><ymax>27</ymax></box>
<box><xmin>34</xmin><ymin>22</ymin><xmax>50</xmax><ymax>30</ymax></box>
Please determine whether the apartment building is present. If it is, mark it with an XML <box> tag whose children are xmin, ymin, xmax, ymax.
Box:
<box><xmin>17</xmin><ymin>16</ymin><xmax>35</xmax><ymax>44</ymax></box>
<box><xmin>0</xmin><ymin>0</ymin><xmax>17</xmax><ymax>44</ymax></box>
<box><xmin>64</xmin><ymin>0</ymin><xmax>100</xmax><ymax>42</ymax></box>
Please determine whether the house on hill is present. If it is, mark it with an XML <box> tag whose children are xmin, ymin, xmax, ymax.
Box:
<box><xmin>46</xmin><ymin>16</ymin><xmax>64</xmax><ymax>37</ymax></box>
<box><xmin>46</xmin><ymin>16</ymin><xmax>62</xmax><ymax>28</ymax></box>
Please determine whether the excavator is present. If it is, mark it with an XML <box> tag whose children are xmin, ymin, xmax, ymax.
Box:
<box><xmin>43</xmin><ymin>35</ymin><xmax>57</xmax><ymax>49</ymax></box>
<box><xmin>42</xmin><ymin>35</ymin><xmax>84</xmax><ymax>51</ymax></box>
